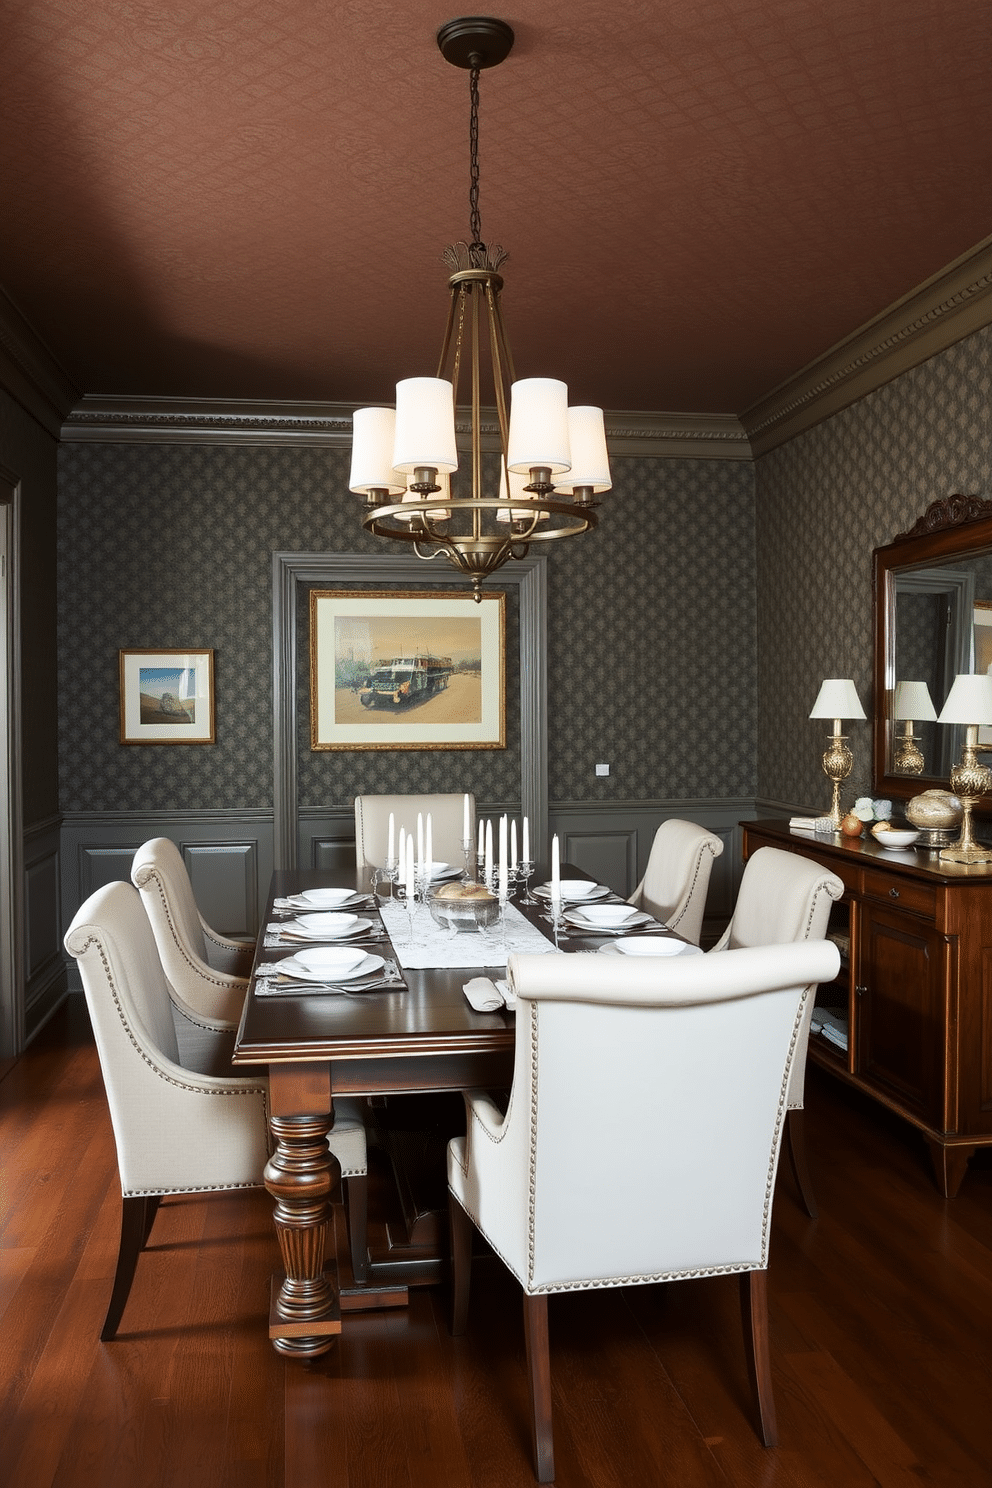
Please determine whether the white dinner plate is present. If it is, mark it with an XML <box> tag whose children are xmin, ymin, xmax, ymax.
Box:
<box><xmin>283</xmin><ymin>916</ymin><xmax>374</xmax><ymax>941</ymax></box>
<box><xmin>284</xmin><ymin>890</ymin><xmax>366</xmax><ymax>910</ymax></box>
<box><xmin>565</xmin><ymin>908</ymin><xmax>650</xmax><ymax>931</ymax></box>
<box><xmin>534</xmin><ymin>882</ymin><xmax>610</xmax><ymax>903</ymax></box>
<box><xmin>274</xmin><ymin>953</ymin><xmax>385</xmax><ymax>983</ymax></box>
<box><xmin>599</xmin><ymin>938</ymin><xmax>698</xmax><ymax>958</ymax></box>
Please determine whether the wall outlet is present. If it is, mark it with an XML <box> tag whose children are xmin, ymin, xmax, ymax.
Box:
<box><xmin>595</xmin><ymin>763</ymin><xmax>610</xmax><ymax>777</ymax></box>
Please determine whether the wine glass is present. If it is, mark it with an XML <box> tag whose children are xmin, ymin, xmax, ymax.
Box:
<box><xmin>517</xmin><ymin>858</ymin><xmax>537</xmax><ymax>904</ymax></box>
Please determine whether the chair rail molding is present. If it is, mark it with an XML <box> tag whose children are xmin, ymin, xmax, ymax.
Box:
<box><xmin>272</xmin><ymin>552</ymin><xmax>549</xmax><ymax>872</ymax></box>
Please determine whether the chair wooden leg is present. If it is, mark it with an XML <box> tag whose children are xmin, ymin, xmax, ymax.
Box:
<box><xmin>786</xmin><ymin>1107</ymin><xmax>818</xmax><ymax>1219</ymax></box>
<box><xmin>101</xmin><ymin>1193</ymin><xmax>157</xmax><ymax>1341</ymax></box>
<box><xmin>346</xmin><ymin>1175</ymin><xmax>369</xmax><ymax>1283</ymax></box>
<box><xmin>449</xmin><ymin>1195</ymin><xmax>473</xmax><ymax>1336</ymax></box>
<box><xmin>523</xmin><ymin>1294</ymin><xmax>555</xmax><ymax>1483</ymax></box>
<box><xmin>739</xmin><ymin>1270</ymin><xmax>778</xmax><ymax>1447</ymax></box>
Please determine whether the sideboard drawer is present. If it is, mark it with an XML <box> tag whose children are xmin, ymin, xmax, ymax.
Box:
<box><xmin>862</xmin><ymin>869</ymin><xmax>937</xmax><ymax>920</ymax></box>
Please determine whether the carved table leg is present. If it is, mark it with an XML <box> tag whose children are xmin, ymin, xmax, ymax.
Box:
<box><xmin>264</xmin><ymin>1112</ymin><xmax>341</xmax><ymax>1357</ymax></box>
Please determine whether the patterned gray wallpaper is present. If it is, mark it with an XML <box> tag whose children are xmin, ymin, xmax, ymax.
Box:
<box><xmin>755</xmin><ymin>323</ymin><xmax>992</xmax><ymax>811</ymax></box>
<box><xmin>56</xmin><ymin>441</ymin><xmax>757</xmax><ymax>812</ymax></box>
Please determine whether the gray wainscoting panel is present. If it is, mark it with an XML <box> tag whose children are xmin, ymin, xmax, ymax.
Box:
<box><xmin>60</xmin><ymin>813</ymin><xmax>274</xmax><ymax>992</ymax></box>
<box><xmin>185</xmin><ymin>842</ymin><xmax>259</xmax><ymax>937</ymax></box>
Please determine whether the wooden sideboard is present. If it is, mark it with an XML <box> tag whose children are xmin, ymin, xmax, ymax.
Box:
<box><xmin>743</xmin><ymin>819</ymin><xmax>992</xmax><ymax>1197</ymax></box>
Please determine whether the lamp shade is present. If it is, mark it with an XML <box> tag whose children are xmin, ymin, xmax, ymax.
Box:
<box><xmin>809</xmin><ymin>679</ymin><xmax>866</xmax><ymax>721</ymax></box>
<box><xmin>349</xmin><ymin>408</ymin><xmax>406</xmax><ymax>496</ymax></box>
<box><xmin>553</xmin><ymin>406</ymin><xmax>612</xmax><ymax>494</ymax></box>
<box><xmin>893</xmin><ymin>680</ymin><xmax>937</xmax><ymax>721</ymax></box>
<box><xmin>392</xmin><ymin>378</ymin><xmax>459</xmax><ymax>474</ymax></box>
<box><xmin>506</xmin><ymin>378</ymin><xmax>571</xmax><ymax>474</ymax></box>
<box><xmin>937</xmin><ymin>673</ymin><xmax>992</xmax><ymax>724</ymax></box>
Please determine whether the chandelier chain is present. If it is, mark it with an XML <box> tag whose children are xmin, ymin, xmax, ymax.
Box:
<box><xmin>468</xmin><ymin>63</ymin><xmax>483</xmax><ymax>257</ymax></box>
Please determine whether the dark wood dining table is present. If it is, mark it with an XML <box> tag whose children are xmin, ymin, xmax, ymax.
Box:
<box><xmin>233</xmin><ymin>867</ymin><xmax>527</xmax><ymax>1358</ymax></box>
<box><xmin>233</xmin><ymin>863</ymin><xmax>671</xmax><ymax>1359</ymax></box>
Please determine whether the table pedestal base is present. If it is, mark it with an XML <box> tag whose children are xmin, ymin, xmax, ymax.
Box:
<box><xmin>264</xmin><ymin>1112</ymin><xmax>342</xmax><ymax>1358</ymax></box>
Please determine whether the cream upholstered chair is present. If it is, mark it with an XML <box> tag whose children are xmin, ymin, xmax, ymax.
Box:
<box><xmin>354</xmin><ymin>793</ymin><xmax>475</xmax><ymax>873</ymax></box>
<box><xmin>448</xmin><ymin>939</ymin><xmax>840</xmax><ymax>1482</ymax></box>
<box><xmin>711</xmin><ymin>844</ymin><xmax>844</xmax><ymax>1218</ymax></box>
<box><xmin>65</xmin><ymin>881</ymin><xmax>369</xmax><ymax>1336</ymax></box>
<box><xmin>626</xmin><ymin>817</ymin><xmax>724</xmax><ymax>945</ymax></box>
<box><xmin>130</xmin><ymin>837</ymin><xmax>251</xmax><ymax>1037</ymax></box>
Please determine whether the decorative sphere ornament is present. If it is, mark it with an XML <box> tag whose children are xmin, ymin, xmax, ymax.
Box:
<box><xmin>906</xmin><ymin>790</ymin><xmax>963</xmax><ymax>829</ymax></box>
<box><xmin>840</xmin><ymin>813</ymin><xmax>864</xmax><ymax>837</ymax></box>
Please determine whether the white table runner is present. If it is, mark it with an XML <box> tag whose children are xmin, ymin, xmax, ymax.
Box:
<box><xmin>378</xmin><ymin>896</ymin><xmax>556</xmax><ymax>969</ymax></box>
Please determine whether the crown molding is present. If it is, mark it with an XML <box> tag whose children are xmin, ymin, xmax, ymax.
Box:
<box><xmin>741</xmin><ymin>234</ymin><xmax>992</xmax><ymax>457</ymax></box>
<box><xmin>60</xmin><ymin>395</ymin><xmax>751</xmax><ymax>459</ymax></box>
<box><xmin>40</xmin><ymin>238</ymin><xmax>992</xmax><ymax>461</ymax></box>
<box><xmin>0</xmin><ymin>288</ymin><xmax>80</xmax><ymax>437</ymax></box>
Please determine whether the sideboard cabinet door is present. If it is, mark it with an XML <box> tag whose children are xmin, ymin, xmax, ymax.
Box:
<box><xmin>855</xmin><ymin>902</ymin><xmax>948</xmax><ymax>1127</ymax></box>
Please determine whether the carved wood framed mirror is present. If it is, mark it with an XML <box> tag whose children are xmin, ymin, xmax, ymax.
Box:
<box><xmin>874</xmin><ymin>495</ymin><xmax>992</xmax><ymax>808</ymax></box>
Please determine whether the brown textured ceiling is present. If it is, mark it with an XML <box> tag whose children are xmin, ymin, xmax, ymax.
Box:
<box><xmin>1</xmin><ymin>0</ymin><xmax>990</xmax><ymax>414</ymax></box>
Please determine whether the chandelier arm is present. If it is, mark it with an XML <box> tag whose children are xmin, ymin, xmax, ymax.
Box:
<box><xmin>470</xmin><ymin>282</ymin><xmax>483</xmax><ymax>527</ymax></box>
<box><xmin>486</xmin><ymin>282</ymin><xmax>512</xmax><ymax>449</ymax></box>
<box><xmin>489</xmin><ymin>277</ymin><xmax>517</xmax><ymax>388</ymax></box>
<box><xmin>436</xmin><ymin>282</ymin><xmax>462</xmax><ymax>381</ymax></box>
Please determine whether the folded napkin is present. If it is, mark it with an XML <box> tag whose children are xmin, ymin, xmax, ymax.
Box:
<box><xmin>789</xmin><ymin>816</ymin><xmax>836</xmax><ymax>834</ymax></box>
<box><xmin>462</xmin><ymin>976</ymin><xmax>514</xmax><ymax>1012</ymax></box>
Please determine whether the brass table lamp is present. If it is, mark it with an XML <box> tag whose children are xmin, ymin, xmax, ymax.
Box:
<box><xmin>892</xmin><ymin>679</ymin><xmax>937</xmax><ymax>775</ymax></box>
<box><xmin>936</xmin><ymin>673</ymin><xmax>992</xmax><ymax>865</ymax></box>
<box><xmin>809</xmin><ymin>679</ymin><xmax>867</xmax><ymax>829</ymax></box>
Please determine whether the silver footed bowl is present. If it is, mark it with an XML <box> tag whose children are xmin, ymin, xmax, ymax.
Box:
<box><xmin>427</xmin><ymin>883</ymin><xmax>500</xmax><ymax>933</ymax></box>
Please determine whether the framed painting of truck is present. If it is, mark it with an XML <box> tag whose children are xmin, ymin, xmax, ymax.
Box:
<box><xmin>309</xmin><ymin>590</ymin><xmax>505</xmax><ymax>750</ymax></box>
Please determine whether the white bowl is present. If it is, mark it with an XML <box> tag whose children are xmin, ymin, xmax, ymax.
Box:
<box><xmin>575</xmin><ymin>904</ymin><xmax>637</xmax><ymax>926</ymax></box>
<box><xmin>557</xmin><ymin>879</ymin><xmax>598</xmax><ymax>899</ymax></box>
<box><xmin>293</xmin><ymin>945</ymin><xmax>366</xmax><ymax>972</ymax></box>
<box><xmin>428</xmin><ymin>861</ymin><xmax>451</xmax><ymax>878</ymax></box>
<box><xmin>872</xmin><ymin>828</ymin><xmax>920</xmax><ymax>850</ymax></box>
<box><xmin>298</xmin><ymin>888</ymin><xmax>356</xmax><ymax>907</ymax></box>
<box><xmin>616</xmin><ymin>936</ymin><xmax>684</xmax><ymax>957</ymax></box>
<box><xmin>294</xmin><ymin>912</ymin><xmax>359</xmax><ymax>933</ymax></box>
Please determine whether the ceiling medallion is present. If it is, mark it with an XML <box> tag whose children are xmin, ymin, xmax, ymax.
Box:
<box><xmin>349</xmin><ymin>17</ymin><xmax>610</xmax><ymax>600</ymax></box>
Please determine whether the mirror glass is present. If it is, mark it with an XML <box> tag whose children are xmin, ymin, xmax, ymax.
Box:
<box><xmin>874</xmin><ymin>502</ymin><xmax>992</xmax><ymax>806</ymax></box>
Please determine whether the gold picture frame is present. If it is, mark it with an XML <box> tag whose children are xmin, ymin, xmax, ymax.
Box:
<box><xmin>310</xmin><ymin>590</ymin><xmax>505</xmax><ymax>750</ymax></box>
<box><xmin>119</xmin><ymin>649</ymin><xmax>215</xmax><ymax>744</ymax></box>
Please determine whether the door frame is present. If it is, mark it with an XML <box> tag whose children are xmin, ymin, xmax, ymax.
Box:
<box><xmin>0</xmin><ymin>466</ymin><xmax>23</xmax><ymax>1059</ymax></box>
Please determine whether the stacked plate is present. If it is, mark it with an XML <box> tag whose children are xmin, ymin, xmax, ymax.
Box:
<box><xmin>283</xmin><ymin>912</ymin><xmax>374</xmax><ymax>940</ymax></box>
<box><xmin>272</xmin><ymin>949</ymin><xmax>386</xmax><ymax>984</ymax></box>
<box><xmin>564</xmin><ymin>903</ymin><xmax>650</xmax><ymax>933</ymax></box>
<box><xmin>533</xmin><ymin>880</ymin><xmax>610</xmax><ymax>904</ymax></box>
<box><xmin>281</xmin><ymin>887</ymin><xmax>369</xmax><ymax>911</ymax></box>
<box><xmin>598</xmin><ymin>937</ymin><xmax>695</xmax><ymax>958</ymax></box>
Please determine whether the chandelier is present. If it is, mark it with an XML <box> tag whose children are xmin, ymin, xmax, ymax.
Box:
<box><xmin>349</xmin><ymin>16</ymin><xmax>611</xmax><ymax>601</ymax></box>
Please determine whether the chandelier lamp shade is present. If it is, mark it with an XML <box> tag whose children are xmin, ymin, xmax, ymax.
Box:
<box><xmin>349</xmin><ymin>17</ymin><xmax>610</xmax><ymax>600</ymax></box>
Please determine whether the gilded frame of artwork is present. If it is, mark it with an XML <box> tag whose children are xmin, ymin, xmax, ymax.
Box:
<box><xmin>310</xmin><ymin>590</ymin><xmax>505</xmax><ymax>751</ymax></box>
<box><xmin>119</xmin><ymin>649</ymin><xmax>215</xmax><ymax>745</ymax></box>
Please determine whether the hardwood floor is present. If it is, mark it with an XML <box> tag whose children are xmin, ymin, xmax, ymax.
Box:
<box><xmin>3</xmin><ymin>998</ymin><xmax>992</xmax><ymax>1488</ymax></box>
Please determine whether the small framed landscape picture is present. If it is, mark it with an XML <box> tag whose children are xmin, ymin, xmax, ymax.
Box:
<box><xmin>119</xmin><ymin>649</ymin><xmax>215</xmax><ymax>745</ymax></box>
